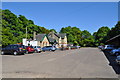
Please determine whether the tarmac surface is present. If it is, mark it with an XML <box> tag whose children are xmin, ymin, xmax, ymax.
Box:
<box><xmin>2</xmin><ymin>48</ymin><xmax>119</xmax><ymax>79</ymax></box>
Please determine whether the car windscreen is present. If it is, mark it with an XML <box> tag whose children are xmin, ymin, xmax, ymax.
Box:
<box><xmin>37</xmin><ymin>46</ymin><xmax>41</xmax><ymax>48</ymax></box>
<box><xmin>19</xmin><ymin>45</ymin><xmax>25</xmax><ymax>48</ymax></box>
<box><xmin>11</xmin><ymin>45</ymin><xmax>18</xmax><ymax>48</ymax></box>
<box><xmin>30</xmin><ymin>46</ymin><xmax>33</xmax><ymax>48</ymax></box>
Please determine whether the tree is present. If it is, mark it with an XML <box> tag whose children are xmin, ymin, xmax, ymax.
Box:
<box><xmin>81</xmin><ymin>30</ymin><xmax>94</xmax><ymax>47</ymax></box>
<box><xmin>60</xmin><ymin>26</ymin><xmax>82</xmax><ymax>46</ymax></box>
<box><xmin>2</xmin><ymin>9</ymin><xmax>50</xmax><ymax>47</ymax></box>
<box><xmin>94</xmin><ymin>26</ymin><xmax>110</xmax><ymax>46</ymax></box>
<box><xmin>107</xmin><ymin>21</ymin><xmax>120</xmax><ymax>39</ymax></box>
<box><xmin>50</xmin><ymin>29</ymin><xmax>57</xmax><ymax>33</ymax></box>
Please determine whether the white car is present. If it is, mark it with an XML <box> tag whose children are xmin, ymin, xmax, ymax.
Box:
<box><xmin>98</xmin><ymin>45</ymin><xmax>104</xmax><ymax>50</ymax></box>
<box><xmin>102</xmin><ymin>45</ymin><xmax>114</xmax><ymax>51</ymax></box>
<box><xmin>116</xmin><ymin>55</ymin><xmax>120</xmax><ymax>65</ymax></box>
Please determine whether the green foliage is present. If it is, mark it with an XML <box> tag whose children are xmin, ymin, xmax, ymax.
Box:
<box><xmin>107</xmin><ymin>21</ymin><xmax>120</xmax><ymax>39</ymax></box>
<box><xmin>60</xmin><ymin>26</ymin><xmax>82</xmax><ymax>46</ymax></box>
<box><xmin>2</xmin><ymin>9</ymin><xmax>50</xmax><ymax>47</ymax></box>
<box><xmin>50</xmin><ymin>29</ymin><xmax>57</xmax><ymax>33</ymax></box>
<box><xmin>94</xmin><ymin>26</ymin><xmax>110</xmax><ymax>46</ymax></box>
<box><xmin>81</xmin><ymin>30</ymin><xmax>95</xmax><ymax>47</ymax></box>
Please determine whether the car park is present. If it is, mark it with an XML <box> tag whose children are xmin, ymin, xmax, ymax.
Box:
<box><xmin>26</xmin><ymin>46</ymin><xmax>35</xmax><ymax>53</ymax></box>
<box><xmin>1</xmin><ymin>44</ymin><xmax>26</xmax><ymax>55</ymax></box>
<box><xmin>33</xmin><ymin>46</ymin><xmax>42</xmax><ymax>53</ymax></box>
<box><xmin>42</xmin><ymin>46</ymin><xmax>56</xmax><ymax>52</ymax></box>
<box><xmin>116</xmin><ymin>55</ymin><xmax>120</xmax><ymax>65</ymax></box>
<box><xmin>110</xmin><ymin>48</ymin><xmax>120</xmax><ymax>56</ymax></box>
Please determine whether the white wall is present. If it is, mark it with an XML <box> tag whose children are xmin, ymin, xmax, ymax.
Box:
<box><xmin>23</xmin><ymin>38</ymin><xmax>37</xmax><ymax>46</ymax></box>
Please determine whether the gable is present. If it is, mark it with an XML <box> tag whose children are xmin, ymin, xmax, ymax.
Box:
<box><xmin>42</xmin><ymin>36</ymin><xmax>49</xmax><ymax>43</ymax></box>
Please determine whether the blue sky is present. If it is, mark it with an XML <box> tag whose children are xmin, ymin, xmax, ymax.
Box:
<box><xmin>2</xmin><ymin>2</ymin><xmax>118</xmax><ymax>34</ymax></box>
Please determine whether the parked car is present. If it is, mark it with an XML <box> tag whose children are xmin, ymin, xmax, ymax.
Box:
<box><xmin>102</xmin><ymin>45</ymin><xmax>115</xmax><ymax>52</ymax></box>
<box><xmin>26</xmin><ymin>46</ymin><xmax>35</xmax><ymax>53</ymax></box>
<box><xmin>33</xmin><ymin>46</ymin><xmax>42</xmax><ymax>53</ymax></box>
<box><xmin>110</xmin><ymin>48</ymin><xmax>120</xmax><ymax>56</ymax></box>
<box><xmin>98</xmin><ymin>45</ymin><xmax>104</xmax><ymax>50</ymax></box>
<box><xmin>116</xmin><ymin>55</ymin><xmax>120</xmax><ymax>65</ymax></box>
<box><xmin>75</xmin><ymin>46</ymin><xmax>81</xmax><ymax>49</ymax></box>
<box><xmin>42</xmin><ymin>46</ymin><xmax>56</xmax><ymax>52</ymax></box>
<box><xmin>1</xmin><ymin>44</ymin><xmax>26</xmax><ymax>55</ymax></box>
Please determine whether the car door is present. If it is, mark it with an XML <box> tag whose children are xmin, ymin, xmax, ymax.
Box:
<box><xmin>11</xmin><ymin>45</ymin><xmax>17</xmax><ymax>54</ymax></box>
<box><xmin>46</xmin><ymin>46</ymin><xmax>49</xmax><ymax>51</ymax></box>
<box><xmin>5</xmin><ymin>45</ymin><xmax>11</xmax><ymax>54</ymax></box>
<box><xmin>9</xmin><ymin>45</ymin><xmax>13</xmax><ymax>54</ymax></box>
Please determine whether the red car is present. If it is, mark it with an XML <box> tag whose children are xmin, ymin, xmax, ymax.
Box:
<box><xmin>26</xmin><ymin>46</ymin><xmax>35</xmax><ymax>53</ymax></box>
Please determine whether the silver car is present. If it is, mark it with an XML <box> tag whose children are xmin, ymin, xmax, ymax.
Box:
<box><xmin>33</xmin><ymin>46</ymin><xmax>42</xmax><ymax>53</ymax></box>
<box><xmin>42</xmin><ymin>46</ymin><xmax>56</xmax><ymax>52</ymax></box>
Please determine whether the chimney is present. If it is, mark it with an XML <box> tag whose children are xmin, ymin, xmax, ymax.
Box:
<box><xmin>33</xmin><ymin>32</ymin><xmax>36</xmax><ymax>40</ymax></box>
<box><xmin>51</xmin><ymin>31</ymin><xmax>54</xmax><ymax>38</ymax></box>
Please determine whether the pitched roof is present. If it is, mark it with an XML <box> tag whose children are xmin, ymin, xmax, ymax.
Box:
<box><xmin>58</xmin><ymin>33</ymin><xmax>66</xmax><ymax>39</ymax></box>
<box><xmin>36</xmin><ymin>34</ymin><xmax>46</xmax><ymax>41</ymax></box>
<box><xmin>48</xmin><ymin>37</ymin><xmax>56</xmax><ymax>43</ymax></box>
<box><xmin>48</xmin><ymin>32</ymin><xmax>66</xmax><ymax>39</ymax></box>
<box><xmin>48</xmin><ymin>32</ymin><xmax>60</xmax><ymax>38</ymax></box>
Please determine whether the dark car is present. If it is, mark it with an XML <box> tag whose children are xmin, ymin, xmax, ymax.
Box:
<box><xmin>42</xmin><ymin>46</ymin><xmax>56</xmax><ymax>52</ymax></box>
<box><xmin>116</xmin><ymin>55</ymin><xmax>120</xmax><ymax>65</ymax></box>
<box><xmin>1</xmin><ymin>44</ymin><xmax>26</xmax><ymax>55</ymax></box>
<box><xmin>26</xmin><ymin>46</ymin><xmax>35</xmax><ymax>53</ymax></box>
<box><xmin>110</xmin><ymin>48</ymin><xmax>120</xmax><ymax>56</ymax></box>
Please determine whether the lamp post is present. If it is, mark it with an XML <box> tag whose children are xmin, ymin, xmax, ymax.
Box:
<box><xmin>26</xmin><ymin>26</ymin><xmax>27</xmax><ymax>39</ymax></box>
<box><xmin>26</xmin><ymin>26</ymin><xmax>28</xmax><ymax>46</ymax></box>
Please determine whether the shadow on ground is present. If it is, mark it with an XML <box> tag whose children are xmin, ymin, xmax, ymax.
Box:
<box><xmin>103</xmin><ymin>51</ymin><xmax>120</xmax><ymax>74</ymax></box>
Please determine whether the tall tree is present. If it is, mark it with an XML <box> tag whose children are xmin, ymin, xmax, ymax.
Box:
<box><xmin>60</xmin><ymin>26</ymin><xmax>82</xmax><ymax>46</ymax></box>
<box><xmin>94</xmin><ymin>26</ymin><xmax>110</xmax><ymax>46</ymax></box>
<box><xmin>81</xmin><ymin>30</ymin><xmax>94</xmax><ymax>47</ymax></box>
<box><xmin>2</xmin><ymin>9</ymin><xmax>50</xmax><ymax>47</ymax></box>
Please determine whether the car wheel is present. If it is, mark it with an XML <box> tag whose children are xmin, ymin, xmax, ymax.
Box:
<box><xmin>52</xmin><ymin>50</ymin><xmax>55</xmax><ymax>52</ymax></box>
<box><xmin>35</xmin><ymin>50</ymin><xmax>37</xmax><ymax>53</ymax></box>
<box><xmin>115</xmin><ymin>53</ymin><xmax>119</xmax><ymax>56</ymax></box>
<box><xmin>22</xmin><ymin>53</ymin><xmax>25</xmax><ymax>55</ymax></box>
<box><xmin>14</xmin><ymin>51</ymin><xmax>17</xmax><ymax>55</ymax></box>
<box><xmin>49</xmin><ymin>49</ymin><xmax>52</xmax><ymax>51</ymax></box>
<box><xmin>26</xmin><ymin>51</ymin><xmax>28</xmax><ymax>54</ymax></box>
<box><xmin>1</xmin><ymin>51</ymin><xmax>4</xmax><ymax>55</ymax></box>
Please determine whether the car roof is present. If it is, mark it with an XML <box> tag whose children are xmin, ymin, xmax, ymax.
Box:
<box><xmin>10</xmin><ymin>44</ymin><xmax>24</xmax><ymax>46</ymax></box>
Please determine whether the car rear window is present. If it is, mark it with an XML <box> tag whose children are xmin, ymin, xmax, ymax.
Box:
<box><xmin>46</xmin><ymin>46</ymin><xmax>51</xmax><ymax>48</ymax></box>
<box><xmin>37</xmin><ymin>46</ymin><xmax>41</xmax><ymax>48</ymax></box>
<box><xmin>30</xmin><ymin>46</ymin><xmax>33</xmax><ymax>48</ymax></box>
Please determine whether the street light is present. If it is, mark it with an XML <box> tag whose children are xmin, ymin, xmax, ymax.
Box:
<box><xmin>26</xmin><ymin>26</ymin><xmax>27</xmax><ymax>39</ymax></box>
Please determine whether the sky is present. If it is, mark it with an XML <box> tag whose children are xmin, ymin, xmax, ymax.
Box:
<box><xmin>2</xmin><ymin>2</ymin><xmax>118</xmax><ymax>34</ymax></box>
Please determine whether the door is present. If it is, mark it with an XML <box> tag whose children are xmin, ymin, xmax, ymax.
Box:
<box><xmin>5</xmin><ymin>45</ymin><xmax>11</xmax><ymax>54</ymax></box>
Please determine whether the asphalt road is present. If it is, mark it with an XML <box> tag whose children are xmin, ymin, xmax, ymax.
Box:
<box><xmin>2</xmin><ymin>48</ymin><xmax>119</xmax><ymax>78</ymax></box>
